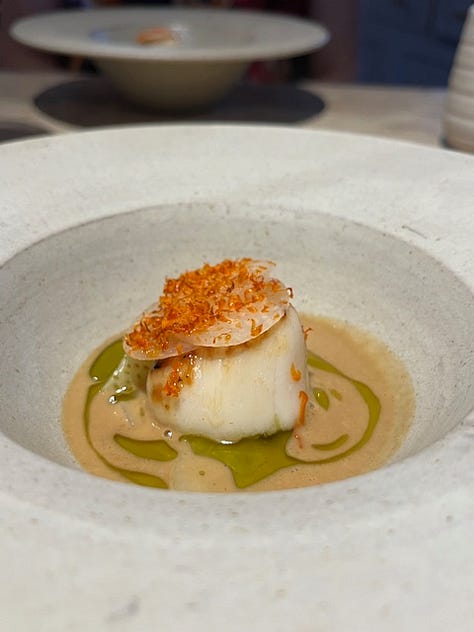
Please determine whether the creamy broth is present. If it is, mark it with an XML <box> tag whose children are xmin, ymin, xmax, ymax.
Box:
<box><xmin>63</xmin><ymin>316</ymin><xmax>414</xmax><ymax>492</ymax></box>
<box><xmin>62</xmin><ymin>315</ymin><xmax>414</xmax><ymax>492</ymax></box>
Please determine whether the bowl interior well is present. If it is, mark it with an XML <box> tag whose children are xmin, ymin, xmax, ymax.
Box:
<box><xmin>1</xmin><ymin>203</ymin><xmax>473</xmax><ymax>471</ymax></box>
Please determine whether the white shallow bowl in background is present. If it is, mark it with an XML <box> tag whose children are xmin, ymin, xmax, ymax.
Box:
<box><xmin>0</xmin><ymin>125</ymin><xmax>473</xmax><ymax>631</ymax></box>
<box><xmin>11</xmin><ymin>7</ymin><xmax>329</xmax><ymax>110</ymax></box>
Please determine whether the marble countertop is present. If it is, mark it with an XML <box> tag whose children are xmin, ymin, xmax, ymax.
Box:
<box><xmin>0</xmin><ymin>70</ymin><xmax>447</xmax><ymax>147</ymax></box>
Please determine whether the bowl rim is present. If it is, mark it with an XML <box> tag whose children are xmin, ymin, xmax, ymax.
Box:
<box><xmin>1</xmin><ymin>124</ymin><xmax>473</xmax><ymax>630</ymax></box>
<box><xmin>1</xmin><ymin>122</ymin><xmax>473</xmax><ymax>519</ymax></box>
<box><xmin>10</xmin><ymin>7</ymin><xmax>330</xmax><ymax>62</ymax></box>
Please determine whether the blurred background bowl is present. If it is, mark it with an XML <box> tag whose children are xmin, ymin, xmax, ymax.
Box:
<box><xmin>11</xmin><ymin>7</ymin><xmax>329</xmax><ymax>111</ymax></box>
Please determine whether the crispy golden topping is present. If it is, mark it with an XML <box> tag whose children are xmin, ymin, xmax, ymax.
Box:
<box><xmin>124</xmin><ymin>258</ymin><xmax>290</xmax><ymax>360</ymax></box>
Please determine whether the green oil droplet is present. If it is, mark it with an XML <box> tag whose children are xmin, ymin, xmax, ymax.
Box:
<box><xmin>114</xmin><ymin>434</ymin><xmax>177</xmax><ymax>461</ymax></box>
<box><xmin>313</xmin><ymin>434</ymin><xmax>349</xmax><ymax>451</ymax></box>
<box><xmin>84</xmin><ymin>339</ymin><xmax>168</xmax><ymax>489</ymax></box>
<box><xmin>119</xmin><ymin>469</ymin><xmax>168</xmax><ymax>489</ymax></box>
<box><xmin>307</xmin><ymin>351</ymin><xmax>381</xmax><ymax>461</ymax></box>
<box><xmin>182</xmin><ymin>431</ymin><xmax>298</xmax><ymax>489</ymax></box>
<box><xmin>314</xmin><ymin>387</ymin><xmax>330</xmax><ymax>410</ymax></box>
<box><xmin>85</xmin><ymin>339</ymin><xmax>125</xmax><ymax>439</ymax></box>
<box><xmin>330</xmin><ymin>388</ymin><xmax>342</xmax><ymax>401</ymax></box>
<box><xmin>89</xmin><ymin>339</ymin><xmax>124</xmax><ymax>383</ymax></box>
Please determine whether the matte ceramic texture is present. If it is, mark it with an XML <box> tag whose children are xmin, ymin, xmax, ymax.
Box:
<box><xmin>0</xmin><ymin>126</ymin><xmax>473</xmax><ymax>632</ymax></box>
<box><xmin>444</xmin><ymin>5</ymin><xmax>474</xmax><ymax>151</ymax></box>
<box><xmin>95</xmin><ymin>57</ymin><xmax>247</xmax><ymax>110</ymax></box>
<box><xmin>1</xmin><ymin>205</ymin><xmax>472</xmax><ymax>467</ymax></box>
<box><xmin>11</xmin><ymin>8</ymin><xmax>329</xmax><ymax>110</ymax></box>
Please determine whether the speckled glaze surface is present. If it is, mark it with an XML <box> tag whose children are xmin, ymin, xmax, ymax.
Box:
<box><xmin>0</xmin><ymin>126</ymin><xmax>473</xmax><ymax>631</ymax></box>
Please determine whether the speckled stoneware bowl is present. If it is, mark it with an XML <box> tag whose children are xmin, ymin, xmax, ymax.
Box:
<box><xmin>0</xmin><ymin>126</ymin><xmax>473</xmax><ymax>631</ymax></box>
<box><xmin>11</xmin><ymin>8</ymin><xmax>328</xmax><ymax>110</ymax></box>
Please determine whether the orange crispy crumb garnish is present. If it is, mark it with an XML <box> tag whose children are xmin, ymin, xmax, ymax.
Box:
<box><xmin>293</xmin><ymin>390</ymin><xmax>309</xmax><ymax>448</ymax></box>
<box><xmin>290</xmin><ymin>363</ymin><xmax>301</xmax><ymax>382</ymax></box>
<box><xmin>136</xmin><ymin>27</ymin><xmax>176</xmax><ymax>45</ymax></box>
<box><xmin>125</xmin><ymin>258</ymin><xmax>278</xmax><ymax>358</ymax></box>
<box><xmin>163</xmin><ymin>355</ymin><xmax>196</xmax><ymax>398</ymax></box>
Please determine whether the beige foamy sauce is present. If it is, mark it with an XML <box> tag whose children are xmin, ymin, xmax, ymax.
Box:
<box><xmin>62</xmin><ymin>315</ymin><xmax>414</xmax><ymax>492</ymax></box>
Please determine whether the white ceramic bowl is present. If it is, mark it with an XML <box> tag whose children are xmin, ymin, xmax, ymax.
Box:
<box><xmin>444</xmin><ymin>5</ymin><xmax>474</xmax><ymax>151</ymax></box>
<box><xmin>11</xmin><ymin>7</ymin><xmax>329</xmax><ymax>110</ymax></box>
<box><xmin>0</xmin><ymin>126</ymin><xmax>473</xmax><ymax>631</ymax></box>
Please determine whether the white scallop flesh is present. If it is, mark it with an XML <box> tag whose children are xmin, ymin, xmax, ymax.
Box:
<box><xmin>123</xmin><ymin>259</ymin><xmax>290</xmax><ymax>361</ymax></box>
<box><xmin>146</xmin><ymin>305</ymin><xmax>308</xmax><ymax>442</ymax></box>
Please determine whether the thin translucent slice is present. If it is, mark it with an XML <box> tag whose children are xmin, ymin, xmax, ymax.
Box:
<box><xmin>124</xmin><ymin>258</ymin><xmax>290</xmax><ymax>360</ymax></box>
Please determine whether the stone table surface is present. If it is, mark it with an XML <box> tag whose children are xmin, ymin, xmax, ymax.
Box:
<box><xmin>0</xmin><ymin>70</ymin><xmax>447</xmax><ymax>147</ymax></box>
